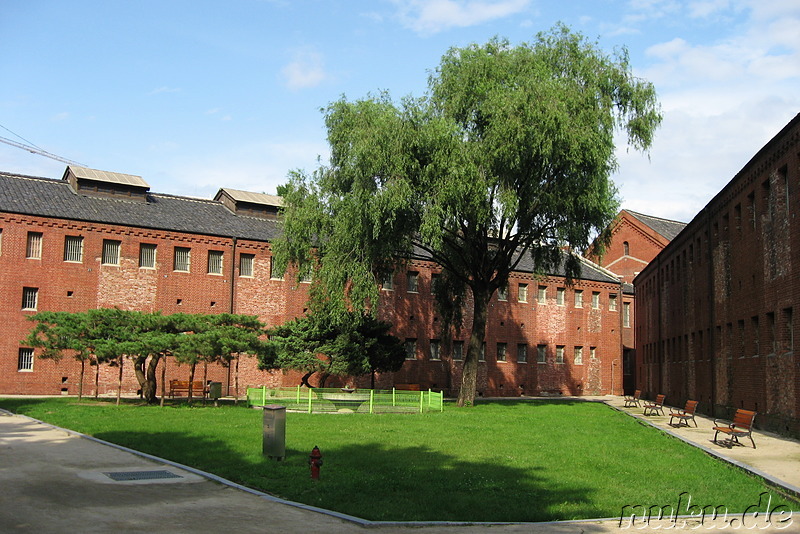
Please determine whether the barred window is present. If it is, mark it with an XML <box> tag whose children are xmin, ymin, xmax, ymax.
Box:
<box><xmin>452</xmin><ymin>340</ymin><xmax>464</xmax><ymax>361</ymax></box>
<box><xmin>517</xmin><ymin>343</ymin><xmax>528</xmax><ymax>363</ymax></box>
<box><xmin>497</xmin><ymin>286</ymin><xmax>508</xmax><ymax>301</ymax></box>
<box><xmin>139</xmin><ymin>243</ymin><xmax>156</xmax><ymax>268</ymax></box>
<box><xmin>27</xmin><ymin>232</ymin><xmax>42</xmax><ymax>259</ymax></box>
<box><xmin>405</xmin><ymin>339</ymin><xmax>417</xmax><ymax>360</ymax></box>
<box><xmin>207</xmin><ymin>250</ymin><xmax>223</xmax><ymax>274</ymax></box>
<box><xmin>574</xmin><ymin>290</ymin><xmax>583</xmax><ymax>308</ymax></box>
<box><xmin>174</xmin><ymin>247</ymin><xmax>191</xmax><ymax>272</ymax></box>
<box><xmin>538</xmin><ymin>285</ymin><xmax>547</xmax><ymax>304</ymax></box>
<box><xmin>22</xmin><ymin>287</ymin><xmax>38</xmax><ymax>310</ymax></box>
<box><xmin>101</xmin><ymin>240</ymin><xmax>121</xmax><ymax>265</ymax></box>
<box><xmin>18</xmin><ymin>348</ymin><xmax>34</xmax><ymax>371</ymax></box>
<box><xmin>574</xmin><ymin>346</ymin><xmax>583</xmax><ymax>365</ymax></box>
<box><xmin>623</xmin><ymin>302</ymin><xmax>631</xmax><ymax>327</ymax></box>
<box><xmin>556</xmin><ymin>345</ymin><xmax>565</xmax><ymax>364</ymax></box>
<box><xmin>239</xmin><ymin>253</ymin><xmax>254</xmax><ymax>277</ymax></box>
<box><xmin>406</xmin><ymin>271</ymin><xmax>418</xmax><ymax>292</ymax></box>
<box><xmin>496</xmin><ymin>342</ymin><xmax>507</xmax><ymax>362</ymax></box>
<box><xmin>518</xmin><ymin>283</ymin><xmax>528</xmax><ymax>303</ymax></box>
<box><xmin>300</xmin><ymin>267</ymin><xmax>313</xmax><ymax>283</ymax></box>
<box><xmin>269</xmin><ymin>258</ymin><xmax>284</xmax><ymax>280</ymax></box>
<box><xmin>430</xmin><ymin>339</ymin><xmax>440</xmax><ymax>360</ymax></box>
<box><xmin>381</xmin><ymin>273</ymin><xmax>394</xmax><ymax>290</ymax></box>
<box><xmin>592</xmin><ymin>292</ymin><xmax>600</xmax><ymax>309</ymax></box>
<box><xmin>609</xmin><ymin>294</ymin><xmax>618</xmax><ymax>311</ymax></box>
<box><xmin>537</xmin><ymin>344</ymin><xmax>547</xmax><ymax>363</ymax></box>
<box><xmin>556</xmin><ymin>288</ymin><xmax>565</xmax><ymax>306</ymax></box>
<box><xmin>63</xmin><ymin>235</ymin><xmax>83</xmax><ymax>262</ymax></box>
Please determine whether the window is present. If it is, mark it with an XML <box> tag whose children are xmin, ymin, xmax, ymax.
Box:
<box><xmin>479</xmin><ymin>342</ymin><xmax>485</xmax><ymax>362</ymax></box>
<box><xmin>207</xmin><ymin>250</ymin><xmax>224</xmax><ymax>274</ymax></box>
<box><xmin>239</xmin><ymin>253</ymin><xmax>254</xmax><ymax>277</ymax></box>
<box><xmin>518</xmin><ymin>283</ymin><xmax>528</xmax><ymax>303</ymax></box>
<box><xmin>556</xmin><ymin>345</ymin><xmax>565</xmax><ymax>364</ymax></box>
<box><xmin>496</xmin><ymin>342</ymin><xmax>507</xmax><ymax>362</ymax></box>
<box><xmin>406</xmin><ymin>271</ymin><xmax>418</xmax><ymax>292</ymax></box>
<box><xmin>609</xmin><ymin>294</ymin><xmax>618</xmax><ymax>311</ymax></box>
<box><xmin>556</xmin><ymin>287</ymin><xmax>565</xmax><ymax>306</ymax></box>
<box><xmin>173</xmin><ymin>246</ymin><xmax>191</xmax><ymax>272</ymax></box>
<box><xmin>22</xmin><ymin>287</ymin><xmax>38</xmax><ymax>310</ymax></box>
<box><xmin>18</xmin><ymin>348</ymin><xmax>34</xmax><ymax>371</ymax></box>
<box><xmin>405</xmin><ymin>339</ymin><xmax>417</xmax><ymax>360</ymax></box>
<box><xmin>538</xmin><ymin>286</ymin><xmax>547</xmax><ymax>304</ymax></box>
<box><xmin>431</xmin><ymin>273</ymin><xmax>440</xmax><ymax>295</ymax></box>
<box><xmin>27</xmin><ymin>232</ymin><xmax>42</xmax><ymax>259</ymax></box>
<box><xmin>299</xmin><ymin>268</ymin><xmax>313</xmax><ymax>283</ymax></box>
<box><xmin>592</xmin><ymin>292</ymin><xmax>600</xmax><ymax>309</ymax></box>
<box><xmin>430</xmin><ymin>340</ymin><xmax>440</xmax><ymax>360</ymax></box>
<box><xmin>139</xmin><ymin>243</ymin><xmax>156</xmax><ymax>268</ymax></box>
<box><xmin>452</xmin><ymin>340</ymin><xmax>464</xmax><ymax>361</ymax></box>
<box><xmin>497</xmin><ymin>286</ymin><xmax>507</xmax><ymax>301</ymax></box>
<box><xmin>517</xmin><ymin>343</ymin><xmax>527</xmax><ymax>363</ymax></box>
<box><xmin>574</xmin><ymin>346</ymin><xmax>583</xmax><ymax>365</ymax></box>
<box><xmin>623</xmin><ymin>241</ymin><xmax>630</xmax><ymax>255</ymax></box>
<box><xmin>590</xmin><ymin>347</ymin><xmax>597</xmax><ymax>360</ymax></box>
<box><xmin>623</xmin><ymin>302</ymin><xmax>631</xmax><ymax>327</ymax></box>
<box><xmin>381</xmin><ymin>273</ymin><xmax>394</xmax><ymax>290</ymax></box>
<box><xmin>63</xmin><ymin>235</ymin><xmax>83</xmax><ymax>262</ymax></box>
<box><xmin>537</xmin><ymin>344</ymin><xmax>547</xmax><ymax>363</ymax></box>
<box><xmin>269</xmin><ymin>257</ymin><xmax>284</xmax><ymax>280</ymax></box>
<box><xmin>752</xmin><ymin>315</ymin><xmax>761</xmax><ymax>356</ymax></box>
<box><xmin>574</xmin><ymin>290</ymin><xmax>583</xmax><ymax>308</ymax></box>
<box><xmin>101</xmin><ymin>239</ymin><xmax>121</xmax><ymax>265</ymax></box>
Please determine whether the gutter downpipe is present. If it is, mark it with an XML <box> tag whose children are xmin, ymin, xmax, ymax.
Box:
<box><xmin>705</xmin><ymin>209</ymin><xmax>717</xmax><ymax>418</ymax></box>
<box><xmin>227</xmin><ymin>236</ymin><xmax>238</xmax><ymax>397</ymax></box>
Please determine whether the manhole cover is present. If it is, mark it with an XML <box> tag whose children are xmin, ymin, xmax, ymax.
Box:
<box><xmin>104</xmin><ymin>470</ymin><xmax>183</xmax><ymax>482</ymax></box>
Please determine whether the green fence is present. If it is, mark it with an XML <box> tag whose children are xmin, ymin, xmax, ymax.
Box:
<box><xmin>246</xmin><ymin>386</ymin><xmax>444</xmax><ymax>414</ymax></box>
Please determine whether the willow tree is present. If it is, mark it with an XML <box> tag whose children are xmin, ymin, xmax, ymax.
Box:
<box><xmin>274</xmin><ymin>24</ymin><xmax>661</xmax><ymax>406</ymax></box>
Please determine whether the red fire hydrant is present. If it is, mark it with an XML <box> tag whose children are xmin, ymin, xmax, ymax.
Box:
<box><xmin>309</xmin><ymin>446</ymin><xmax>323</xmax><ymax>480</ymax></box>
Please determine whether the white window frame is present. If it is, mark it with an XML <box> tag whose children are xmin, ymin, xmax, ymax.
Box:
<box><xmin>556</xmin><ymin>288</ymin><xmax>565</xmax><ymax>306</ymax></box>
<box><xmin>26</xmin><ymin>232</ymin><xmax>42</xmax><ymax>259</ymax></box>
<box><xmin>517</xmin><ymin>343</ymin><xmax>527</xmax><ymax>363</ymax></box>
<box><xmin>518</xmin><ymin>283</ymin><xmax>528</xmax><ymax>303</ymax></box>
<box><xmin>497</xmin><ymin>286</ymin><xmax>508</xmax><ymax>301</ymax></box>
<box><xmin>496</xmin><ymin>342</ymin><xmax>507</xmax><ymax>362</ymax></box>
<box><xmin>18</xmin><ymin>348</ymin><xmax>34</xmax><ymax>371</ymax></box>
<box><xmin>609</xmin><ymin>294</ymin><xmax>618</xmax><ymax>311</ymax></box>
<box><xmin>574</xmin><ymin>346</ymin><xmax>583</xmax><ymax>365</ymax></box>
<box><xmin>623</xmin><ymin>302</ymin><xmax>631</xmax><ymax>328</ymax></box>
<box><xmin>207</xmin><ymin>250</ymin><xmax>224</xmax><ymax>275</ymax></box>
<box><xmin>556</xmin><ymin>345</ymin><xmax>565</xmax><ymax>364</ymax></box>
<box><xmin>592</xmin><ymin>291</ymin><xmax>600</xmax><ymax>309</ymax></box>
<box><xmin>382</xmin><ymin>273</ymin><xmax>394</xmax><ymax>290</ymax></box>
<box><xmin>574</xmin><ymin>290</ymin><xmax>583</xmax><ymax>308</ymax></box>
<box><xmin>239</xmin><ymin>253</ymin><xmax>254</xmax><ymax>277</ymax></box>
<box><xmin>406</xmin><ymin>271</ymin><xmax>419</xmax><ymax>293</ymax></box>
<box><xmin>63</xmin><ymin>235</ymin><xmax>83</xmax><ymax>263</ymax></box>
<box><xmin>452</xmin><ymin>340</ymin><xmax>464</xmax><ymax>361</ymax></box>
<box><xmin>139</xmin><ymin>243</ymin><xmax>157</xmax><ymax>269</ymax></box>
<box><xmin>538</xmin><ymin>285</ymin><xmax>547</xmax><ymax>304</ymax></box>
<box><xmin>22</xmin><ymin>287</ymin><xmax>38</xmax><ymax>310</ymax></box>
<box><xmin>173</xmin><ymin>246</ymin><xmax>191</xmax><ymax>272</ymax></box>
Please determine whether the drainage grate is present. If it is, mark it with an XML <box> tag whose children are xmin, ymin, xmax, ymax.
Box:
<box><xmin>104</xmin><ymin>470</ymin><xmax>183</xmax><ymax>482</ymax></box>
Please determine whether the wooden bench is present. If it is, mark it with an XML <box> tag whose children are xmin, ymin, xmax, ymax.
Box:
<box><xmin>669</xmin><ymin>400</ymin><xmax>699</xmax><ymax>428</ymax></box>
<box><xmin>624</xmin><ymin>389</ymin><xmax>642</xmax><ymax>408</ymax></box>
<box><xmin>643</xmin><ymin>394</ymin><xmax>666</xmax><ymax>416</ymax></box>
<box><xmin>168</xmin><ymin>380</ymin><xmax>208</xmax><ymax>398</ymax></box>
<box><xmin>713</xmin><ymin>409</ymin><xmax>757</xmax><ymax>449</ymax></box>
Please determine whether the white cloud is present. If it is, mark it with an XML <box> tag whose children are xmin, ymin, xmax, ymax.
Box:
<box><xmin>281</xmin><ymin>48</ymin><xmax>327</xmax><ymax>90</ymax></box>
<box><xmin>148</xmin><ymin>87</ymin><xmax>181</xmax><ymax>96</ymax></box>
<box><xmin>391</xmin><ymin>0</ymin><xmax>530</xmax><ymax>35</ymax></box>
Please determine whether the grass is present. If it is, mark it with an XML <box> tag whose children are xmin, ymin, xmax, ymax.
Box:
<box><xmin>1</xmin><ymin>396</ymin><xmax>796</xmax><ymax>522</ymax></box>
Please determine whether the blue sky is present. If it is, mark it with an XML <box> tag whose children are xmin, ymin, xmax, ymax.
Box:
<box><xmin>1</xmin><ymin>0</ymin><xmax>798</xmax><ymax>223</ymax></box>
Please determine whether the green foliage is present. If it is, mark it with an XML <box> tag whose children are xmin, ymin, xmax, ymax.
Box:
<box><xmin>275</xmin><ymin>25</ymin><xmax>661</xmax><ymax>405</ymax></box>
<box><xmin>262</xmin><ymin>306</ymin><xmax>405</xmax><ymax>387</ymax></box>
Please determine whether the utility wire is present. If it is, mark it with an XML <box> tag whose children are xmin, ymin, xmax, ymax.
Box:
<box><xmin>0</xmin><ymin>123</ymin><xmax>85</xmax><ymax>167</ymax></box>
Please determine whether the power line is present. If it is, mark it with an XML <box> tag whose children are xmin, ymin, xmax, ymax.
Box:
<box><xmin>0</xmin><ymin>132</ymin><xmax>85</xmax><ymax>167</ymax></box>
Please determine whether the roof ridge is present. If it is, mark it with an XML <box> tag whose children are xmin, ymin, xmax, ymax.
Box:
<box><xmin>625</xmin><ymin>209</ymin><xmax>687</xmax><ymax>225</ymax></box>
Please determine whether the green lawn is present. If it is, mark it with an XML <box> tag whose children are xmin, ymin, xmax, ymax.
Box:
<box><xmin>1</xmin><ymin>397</ymin><xmax>795</xmax><ymax>522</ymax></box>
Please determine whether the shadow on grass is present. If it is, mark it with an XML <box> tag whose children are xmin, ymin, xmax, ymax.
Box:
<box><xmin>91</xmin><ymin>428</ymin><xmax>601</xmax><ymax>523</ymax></box>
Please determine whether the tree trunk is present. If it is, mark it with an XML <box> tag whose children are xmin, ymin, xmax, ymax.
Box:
<box><xmin>301</xmin><ymin>371</ymin><xmax>315</xmax><ymax>388</ymax></box>
<box><xmin>202</xmin><ymin>361</ymin><xmax>208</xmax><ymax>406</ymax></box>
<box><xmin>188</xmin><ymin>362</ymin><xmax>197</xmax><ymax>405</ymax></box>
<box><xmin>116</xmin><ymin>355</ymin><xmax>124</xmax><ymax>406</ymax></box>
<box><xmin>160</xmin><ymin>355</ymin><xmax>166</xmax><ymax>407</ymax></box>
<box><xmin>234</xmin><ymin>354</ymin><xmax>240</xmax><ymax>405</ymax></box>
<box><xmin>78</xmin><ymin>359</ymin><xmax>85</xmax><ymax>401</ymax></box>
<box><xmin>144</xmin><ymin>354</ymin><xmax>160</xmax><ymax>404</ymax></box>
<box><xmin>94</xmin><ymin>356</ymin><xmax>100</xmax><ymax>399</ymax></box>
<box><xmin>457</xmin><ymin>286</ymin><xmax>491</xmax><ymax>407</ymax></box>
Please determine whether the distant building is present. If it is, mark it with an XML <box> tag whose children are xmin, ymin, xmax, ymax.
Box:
<box><xmin>1</xmin><ymin>165</ymin><xmax>625</xmax><ymax>398</ymax></box>
<box><xmin>635</xmin><ymin>113</ymin><xmax>800</xmax><ymax>438</ymax></box>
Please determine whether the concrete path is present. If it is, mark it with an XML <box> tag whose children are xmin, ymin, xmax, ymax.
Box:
<box><xmin>1</xmin><ymin>399</ymin><xmax>798</xmax><ymax>533</ymax></box>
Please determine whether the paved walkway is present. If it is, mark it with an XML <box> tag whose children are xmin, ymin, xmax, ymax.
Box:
<box><xmin>1</xmin><ymin>398</ymin><xmax>799</xmax><ymax>533</ymax></box>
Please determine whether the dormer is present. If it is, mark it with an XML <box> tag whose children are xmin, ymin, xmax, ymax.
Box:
<box><xmin>214</xmin><ymin>188</ymin><xmax>283</xmax><ymax>219</ymax></box>
<box><xmin>63</xmin><ymin>165</ymin><xmax>150</xmax><ymax>201</ymax></box>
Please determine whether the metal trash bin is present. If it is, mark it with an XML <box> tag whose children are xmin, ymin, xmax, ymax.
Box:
<box><xmin>262</xmin><ymin>404</ymin><xmax>286</xmax><ymax>461</ymax></box>
<box><xmin>208</xmin><ymin>381</ymin><xmax>222</xmax><ymax>400</ymax></box>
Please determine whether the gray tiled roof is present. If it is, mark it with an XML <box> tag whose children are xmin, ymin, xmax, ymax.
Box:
<box><xmin>626</xmin><ymin>210</ymin><xmax>687</xmax><ymax>241</ymax></box>
<box><xmin>0</xmin><ymin>172</ymin><xmax>280</xmax><ymax>241</ymax></box>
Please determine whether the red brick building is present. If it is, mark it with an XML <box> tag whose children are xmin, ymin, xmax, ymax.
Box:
<box><xmin>1</xmin><ymin>165</ymin><xmax>626</xmax><ymax>398</ymax></box>
<box><xmin>586</xmin><ymin>210</ymin><xmax>687</xmax><ymax>393</ymax></box>
<box><xmin>635</xmin><ymin>113</ymin><xmax>800</xmax><ymax>437</ymax></box>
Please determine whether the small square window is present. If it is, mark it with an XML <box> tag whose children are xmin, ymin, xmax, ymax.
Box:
<box><xmin>537</xmin><ymin>344</ymin><xmax>547</xmax><ymax>363</ymax></box>
<box><xmin>406</xmin><ymin>271</ymin><xmax>419</xmax><ymax>292</ymax></box>
<box><xmin>174</xmin><ymin>247</ymin><xmax>191</xmax><ymax>272</ymax></box>
<box><xmin>430</xmin><ymin>340</ymin><xmax>440</xmax><ymax>360</ymax></box>
<box><xmin>64</xmin><ymin>235</ymin><xmax>83</xmax><ymax>262</ymax></box>
<box><xmin>102</xmin><ymin>239</ymin><xmax>121</xmax><ymax>266</ymax></box>
<box><xmin>22</xmin><ymin>287</ymin><xmax>38</xmax><ymax>310</ymax></box>
<box><xmin>139</xmin><ymin>243</ymin><xmax>157</xmax><ymax>268</ymax></box>
<box><xmin>207</xmin><ymin>250</ymin><xmax>224</xmax><ymax>274</ymax></box>
<box><xmin>18</xmin><ymin>348</ymin><xmax>34</xmax><ymax>371</ymax></box>
<box><xmin>239</xmin><ymin>253</ymin><xmax>254</xmax><ymax>277</ymax></box>
<box><xmin>26</xmin><ymin>232</ymin><xmax>42</xmax><ymax>259</ymax></box>
<box><xmin>496</xmin><ymin>342</ymin><xmax>507</xmax><ymax>362</ymax></box>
